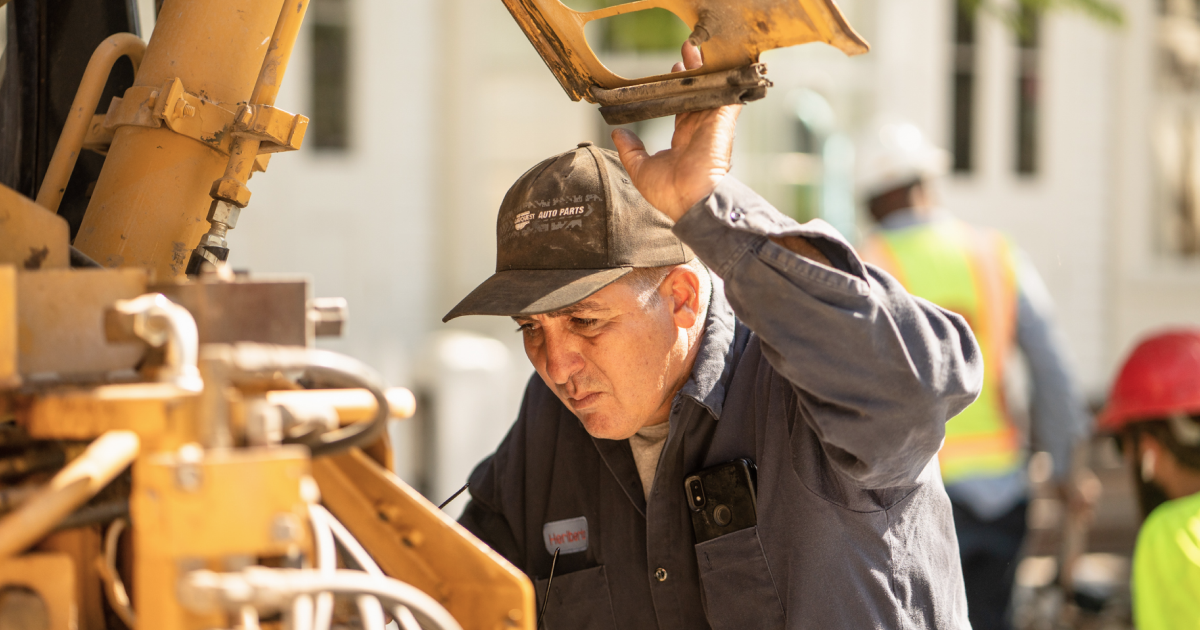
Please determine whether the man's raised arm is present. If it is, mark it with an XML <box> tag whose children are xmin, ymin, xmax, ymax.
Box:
<box><xmin>612</xmin><ymin>58</ymin><xmax>982</xmax><ymax>489</ymax></box>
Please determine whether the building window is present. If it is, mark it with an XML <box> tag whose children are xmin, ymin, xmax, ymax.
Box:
<box><xmin>1015</xmin><ymin>7</ymin><xmax>1040</xmax><ymax>175</ymax></box>
<box><xmin>310</xmin><ymin>0</ymin><xmax>349</xmax><ymax>151</ymax></box>
<box><xmin>951</xmin><ymin>0</ymin><xmax>977</xmax><ymax>173</ymax></box>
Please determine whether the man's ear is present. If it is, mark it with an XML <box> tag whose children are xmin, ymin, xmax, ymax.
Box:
<box><xmin>661</xmin><ymin>266</ymin><xmax>700</xmax><ymax>329</ymax></box>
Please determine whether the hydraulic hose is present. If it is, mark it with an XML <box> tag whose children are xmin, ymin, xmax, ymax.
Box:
<box><xmin>212</xmin><ymin>344</ymin><xmax>390</xmax><ymax>457</ymax></box>
<box><xmin>180</xmin><ymin>568</ymin><xmax>463</xmax><ymax>630</ymax></box>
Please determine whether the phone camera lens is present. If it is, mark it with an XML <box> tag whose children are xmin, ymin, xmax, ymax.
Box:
<box><xmin>687</xmin><ymin>479</ymin><xmax>705</xmax><ymax>509</ymax></box>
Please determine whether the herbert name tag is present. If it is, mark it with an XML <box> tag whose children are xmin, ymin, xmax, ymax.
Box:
<box><xmin>542</xmin><ymin>516</ymin><xmax>588</xmax><ymax>555</ymax></box>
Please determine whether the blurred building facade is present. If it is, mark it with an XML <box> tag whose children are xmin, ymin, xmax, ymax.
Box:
<box><xmin>225</xmin><ymin>0</ymin><xmax>1200</xmax><ymax>504</ymax></box>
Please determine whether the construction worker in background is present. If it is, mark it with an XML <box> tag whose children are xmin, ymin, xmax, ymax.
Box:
<box><xmin>857</xmin><ymin>120</ymin><xmax>1092</xmax><ymax>630</ymax></box>
<box><xmin>1098</xmin><ymin>330</ymin><xmax>1200</xmax><ymax>630</ymax></box>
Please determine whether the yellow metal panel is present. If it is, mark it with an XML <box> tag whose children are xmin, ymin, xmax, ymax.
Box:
<box><xmin>16</xmin><ymin>268</ymin><xmax>147</xmax><ymax>377</ymax></box>
<box><xmin>21</xmin><ymin>382</ymin><xmax>200</xmax><ymax>449</ymax></box>
<box><xmin>0</xmin><ymin>266</ymin><xmax>17</xmax><ymax>390</ymax></box>
<box><xmin>0</xmin><ymin>184</ymin><xmax>70</xmax><ymax>271</ymax></box>
<box><xmin>132</xmin><ymin>446</ymin><xmax>314</xmax><ymax>630</ymax></box>
<box><xmin>132</xmin><ymin>446</ymin><xmax>312</xmax><ymax>559</ymax></box>
<box><xmin>0</xmin><ymin>553</ymin><xmax>78</xmax><ymax>630</ymax></box>
<box><xmin>37</xmin><ymin>530</ymin><xmax>107</xmax><ymax>630</ymax></box>
<box><xmin>313</xmin><ymin>449</ymin><xmax>536</xmax><ymax>630</ymax></box>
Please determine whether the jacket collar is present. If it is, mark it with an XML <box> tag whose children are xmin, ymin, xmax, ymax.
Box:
<box><xmin>677</xmin><ymin>270</ymin><xmax>741</xmax><ymax>420</ymax></box>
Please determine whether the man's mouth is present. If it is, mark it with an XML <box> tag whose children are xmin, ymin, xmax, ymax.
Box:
<box><xmin>567</xmin><ymin>392</ymin><xmax>602</xmax><ymax>409</ymax></box>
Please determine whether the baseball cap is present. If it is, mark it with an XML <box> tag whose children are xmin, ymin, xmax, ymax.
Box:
<box><xmin>443</xmin><ymin>142</ymin><xmax>694</xmax><ymax>322</ymax></box>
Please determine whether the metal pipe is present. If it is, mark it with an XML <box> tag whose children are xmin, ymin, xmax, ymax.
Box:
<box><xmin>0</xmin><ymin>430</ymin><xmax>140</xmax><ymax>559</ymax></box>
<box><xmin>112</xmin><ymin>293</ymin><xmax>203</xmax><ymax>392</ymax></box>
<box><xmin>192</xmin><ymin>0</ymin><xmax>311</xmax><ymax>272</ymax></box>
<box><xmin>75</xmin><ymin>0</ymin><xmax>287</xmax><ymax>278</ymax></box>
<box><xmin>35</xmin><ymin>33</ymin><xmax>145</xmax><ymax>213</ymax></box>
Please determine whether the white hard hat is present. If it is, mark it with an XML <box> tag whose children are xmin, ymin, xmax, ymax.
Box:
<box><xmin>855</xmin><ymin>118</ymin><xmax>950</xmax><ymax>199</ymax></box>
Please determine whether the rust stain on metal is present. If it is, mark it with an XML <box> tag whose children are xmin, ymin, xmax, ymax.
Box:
<box><xmin>23</xmin><ymin>247</ymin><xmax>49</xmax><ymax>270</ymax></box>
<box><xmin>501</xmin><ymin>0</ymin><xmax>868</xmax><ymax>122</ymax></box>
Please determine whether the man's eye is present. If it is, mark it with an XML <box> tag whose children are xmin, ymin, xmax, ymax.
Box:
<box><xmin>515</xmin><ymin>322</ymin><xmax>538</xmax><ymax>333</ymax></box>
<box><xmin>571</xmin><ymin>318</ymin><xmax>599</xmax><ymax>329</ymax></box>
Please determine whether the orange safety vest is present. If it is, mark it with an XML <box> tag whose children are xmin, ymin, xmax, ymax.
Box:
<box><xmin>861</xmin><ymin>218</ymin><xmax>1021</xmax><ymax>485</ymax></box>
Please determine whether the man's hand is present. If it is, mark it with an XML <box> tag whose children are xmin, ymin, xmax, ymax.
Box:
<box><xmin>611</xmin><ymin>43</ymin><xmax>742</xmax><ymax>223</ymax></box>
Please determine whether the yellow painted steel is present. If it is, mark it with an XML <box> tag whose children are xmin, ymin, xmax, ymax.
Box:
<box><xmin>0</xmin><ymin>553</ymin><xmax>79</xmax><ymax>630</ymax></box>
<box><xmin>132</xmin><ymin>445</ymin><xmax>314</xmax><ymax>630</ymax></box>
<box><xmin>21</xmin><ymin>382</ymin><xmax>202</xmax><ymax>450</ymax></box>
<box><xmin>3</xmin><ymin>3</ymin><xmax>537</xmax><ymax>629</ymax></box>
<box><xmin>74</xmin><ymin>0</ymin><xmax>287</xmax><ymax>278</ymax></box>
<box><xmin>0</xmin><ymin>185</ymin><xmax>71</xmax><ymax>271</ymax></box>
<box><xmin>210</xmin><ymin>0</ymin><xmax>310</xmax><ymax>209</ymax></box>
<box><xmin>314</xmin><ymin>449</ymin><xmax>537</xmax><ymax>630</ymax></box>
<box><xmin>35</xmin><ymin>33</ymin><xmax>146</xmax><ymax>214</ymax></box>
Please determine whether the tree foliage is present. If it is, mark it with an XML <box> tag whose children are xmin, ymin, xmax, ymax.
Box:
<box><xmin>961</xmin><ymin>0</ymin><xmax>1124</xmax><ymax>39</ymax></box>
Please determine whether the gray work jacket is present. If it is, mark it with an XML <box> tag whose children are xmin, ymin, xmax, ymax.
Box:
<box><xmin>459</xmin><ymin>177</ymin><xmax>981</xmax><ymax>630</ymax></box>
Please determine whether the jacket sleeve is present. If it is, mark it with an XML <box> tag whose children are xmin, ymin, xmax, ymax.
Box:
<box><xmin>459</xmin><ymin>455</ymin><xmax>523</xmax><ymax>566</ymax></box>
<box><xmin>1013</xmin><ymin>250</ymin><xmax>1091</xmax><ymax>480</ymax></box>
<box><xmin>672</xmin><ymin>177</ymin><xmax>983</xmax><ymax>489</ymax></box>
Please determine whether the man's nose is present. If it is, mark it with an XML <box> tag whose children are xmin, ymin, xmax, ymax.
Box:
<box><xmin>542</xmin><ymin>329</ymin><xmax>584</xmax><ymax>385</ymax></box>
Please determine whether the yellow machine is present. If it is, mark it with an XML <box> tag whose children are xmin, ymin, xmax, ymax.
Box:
<box><xmin>0</xmin><ymin>1</ymin><xmax>533</xmax><ymax>629</ymax></box>
<box><xmin>0</xmin><ymin>0</ymin><xmax>866</xmax><ymax>628</ymax></box>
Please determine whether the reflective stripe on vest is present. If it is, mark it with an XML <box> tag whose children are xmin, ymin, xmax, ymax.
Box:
<box><xmin>861</xmin><ymin>219</ymin><xmax>1020</xmax><ymax>485</ymax></box>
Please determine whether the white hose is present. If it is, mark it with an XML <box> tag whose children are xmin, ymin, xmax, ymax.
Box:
<box><xmin>181</xmin><ymin>568</ymin><xmax>462</xmax><ymax>630</ymax></box>
<box><xmin>314</xmin><ymin>505</ymin><xmax>417</xmax><ymax>630</ymax></box>
<box><xmin>100</xmin><ymin>518</ymin><xmax>136</xmax><ymax>628</ymax></box>
<box><xmin>307</xmin><ymin>505</ymin><xmax>337</xmax><ymax>630</ymax></box>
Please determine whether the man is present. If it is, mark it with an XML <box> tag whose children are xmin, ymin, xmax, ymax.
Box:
<box><xmin>1098</xmin><ymin>329</ymin><xmax>1200</xmax><ymax>630</ymax></box>
<box><xmin>447</xmin><ymin>48</ymin><xmax>981</xmax><ymax>629</ymax></box>
<box><xmin>857</xmin><ymin>120</ymin><xmax>1092</xmax><ymax>630</ymax></box>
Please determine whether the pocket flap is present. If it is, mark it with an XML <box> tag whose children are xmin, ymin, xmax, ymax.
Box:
<box><xmin>695</xmin><ymin>526</ymin><xmax>785</xmax><ymax>629</ymax></box>
<box><xmin>534</xmin><ymin>564</ymin><xmax>618</xmax><ymax>630</ymax></box>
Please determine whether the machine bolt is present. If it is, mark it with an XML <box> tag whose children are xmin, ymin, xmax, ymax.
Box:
<box><xmin>309</xmin><ymin>298</ymin><xmax>348</xmax><ymax>338</ymax></box>
<box><xmin>206</xmin><ymin>200</ymin><xmax>242</xmax><ymax>230</ymax></box>
<box><xmin>270</xmin><ymin>513</ymin><xmax>303</xmax><ymax>543</ymax></box>
<box><xmin>237</xmin><ymin>106</ymin><xmax>254</xmax><ymax>126</ymax></box>
<box><xmin>175</xmin><ymin>444</ymin><xmax>204</xmax><ymax>492</ymax></box>
<box><xmin>183</xmin><ymin>104</ymin><xmax>196</xmax><ymax>118</ymax></box>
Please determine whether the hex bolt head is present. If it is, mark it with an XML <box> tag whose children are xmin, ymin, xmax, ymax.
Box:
<box><xmin>309</xmin><ymin>298</ymin><xmax>348</xmax><ymax>338</ymax></box>
<box><xmin>207</xmin><ymin>200</ymin><xmax>242</xmax><ymax>229</ymax></box>
<box><xmin>237</xmin><ymin>106</ymin><xmax>254</xmax><ymax>126</ymax></box>
<box><xmin>210</xmin><ymin>178</ymin><xmax>252</xmax><ymax>208</ymax></box>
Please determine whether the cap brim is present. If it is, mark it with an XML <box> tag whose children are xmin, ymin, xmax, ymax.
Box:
<box><xmin>442</xmin><ymin>267</ymin><xmax>633</xmax><ymax>322</ymax></box>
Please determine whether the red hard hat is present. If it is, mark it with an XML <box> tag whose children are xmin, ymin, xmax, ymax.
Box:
<box><xmin>1098</xmin><ymin>329</ymin><xmax>1200</xmax><ymax>432</ymax></box>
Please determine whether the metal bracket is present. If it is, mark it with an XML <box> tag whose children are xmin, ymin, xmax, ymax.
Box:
<box><xmin>81</xmin><ymin>79</ymin><xmax>308</xmax><ymax>157</ymax></box>
<box><xmin>501</xmin><ymin>0</ymin><xmax>868</xmax><ymax>123</ymax></box>
<box><xmin>592</xmin><ymin>63</ymin><xmax>772</xmax><ymax>125</ymax></box>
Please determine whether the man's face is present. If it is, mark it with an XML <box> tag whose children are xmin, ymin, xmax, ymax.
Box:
<box><xmin>513</xmin><ymin>274</ymin><xmax>696</xmax><ymax>440</ymax></box>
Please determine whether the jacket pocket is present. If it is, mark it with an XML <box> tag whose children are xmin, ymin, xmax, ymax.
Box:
<box><xmin>534</xmin><ymin>564</ymin><xmax>618</xmax><ymax>630</ymax></box>
<box><xmin>695</xmin><ymin>526</ymin><xmax>785</xmax><ymax>629</ymax></box>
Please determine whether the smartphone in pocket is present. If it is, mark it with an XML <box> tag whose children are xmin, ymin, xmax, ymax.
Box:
<box><xmin>684</xmin><ymin>458</ymin><xmax>758</xmax><ymax>544</ymax></box>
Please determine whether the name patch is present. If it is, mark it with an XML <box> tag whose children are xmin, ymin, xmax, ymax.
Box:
<box><xmin>542</xmin><ymin>516</ymin><xmax>588</xmax><ymax>555</ymax></box>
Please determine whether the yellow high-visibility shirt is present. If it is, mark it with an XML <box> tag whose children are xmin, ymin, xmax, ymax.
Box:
<box><xmin>1133</xmin><ymin>490</ymin><xmax>1200</xmax><ymax>630</ymax></box>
